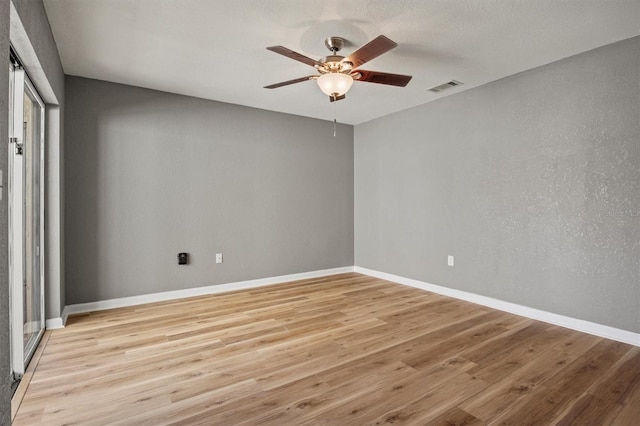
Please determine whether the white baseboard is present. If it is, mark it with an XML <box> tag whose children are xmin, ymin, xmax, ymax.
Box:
<box><xmin>45</xmin><ymin>317</ymin><xmax>64</xmax><ymax>329</ymax></box>
<box><xmin>61</xmin><ymin>266</ymin><xmax>355</xmax><ymax>323</ymax></box>
<box><xmin>354</xmin><ymin>266</ymin><xmax>640</xmax><ymax>347</ymax></box>
<box><xmin>53</xmin><ymin>265</ymin><xmax>640</xmax><ymax>347</ymax></box>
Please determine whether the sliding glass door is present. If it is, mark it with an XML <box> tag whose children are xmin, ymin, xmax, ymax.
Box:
<box><xmin>9</xmin><ymin>58</ymin><xmax>45</xmax><ymax>378</ymax></box>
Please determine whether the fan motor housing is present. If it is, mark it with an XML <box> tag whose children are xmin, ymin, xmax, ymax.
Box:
<box><xmin>317</xmin><ymin>55</ymin><xmax>353</xmax><ymax>74</ymax></box>
<box><xmin>320</xmin><ymin>55</ymin><xmax>344</xmax><ymax>64</ymax></box>
<box><xmin>324</xmin><ymin>36</ymin><xmax>345</xmax><ymax>53</ymax></box>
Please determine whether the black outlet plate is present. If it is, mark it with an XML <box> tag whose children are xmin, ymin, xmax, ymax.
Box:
<box><xmin>178</xmin><ymin>252</ymin><xmax>188</xmax><ymax>265</ymax></box>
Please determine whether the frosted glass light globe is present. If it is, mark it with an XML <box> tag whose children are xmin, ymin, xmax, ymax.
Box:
<box><xmin>317</xmin><ymin>73</ymin><xmax>354</xmax><ymax>96</ymax></box>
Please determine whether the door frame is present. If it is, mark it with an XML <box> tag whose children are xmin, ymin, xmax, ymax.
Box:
<box><xmin>8</xmin><ymin>52</ymin><xmax>46</xmax><ymax>379</ymax></box>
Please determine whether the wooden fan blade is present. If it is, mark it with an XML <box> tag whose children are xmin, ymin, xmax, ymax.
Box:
<box><xmin>345</xmin><ymin>35</ymin><xmax>398</xmax><ymax>68</ymax></box>
<box><xmin>264</xmin><ymin>76</ymin><xmax>316</xmax><ymax>89</ymax></box>
<box><xmin>329</xmin><ymin>94</ymin><xmax>346</xmax><ymax>103</ymax></box>
<box><xmin>266</xmin><ymin>46</ymin><xmax>323</xmax><ymax>68</ymax></box>
<box><xmin>354</xmin><ymin>70</ymin><xmax>412</xmax><ymax>87</ymax></box>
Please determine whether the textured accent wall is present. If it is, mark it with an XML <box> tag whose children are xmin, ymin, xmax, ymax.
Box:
<box><xmin>65</xmin><ymin>76</ymin><xmax>354</xmax><ymax>304</ymax></box>
<box><xmin>355</xmin><ymin>37</ymin><xmax>640</xmax><ymax>333</ymax></box>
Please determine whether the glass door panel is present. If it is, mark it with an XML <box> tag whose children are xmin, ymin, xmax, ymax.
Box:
<box><xmin>9</xmin><ymin>61</ymin><xmax>45</xmax><ymax>378</ymax></box>
<box><xmin>22</xmin><ymin>82</ymin><xmax>44</xmax><ymax>359</ymax></box>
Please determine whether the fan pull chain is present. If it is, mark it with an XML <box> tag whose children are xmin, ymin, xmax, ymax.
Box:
<box><xmin>333</xmin><ymin>101</ymin><xmax>337</xmax><ymax>137</ymax></box>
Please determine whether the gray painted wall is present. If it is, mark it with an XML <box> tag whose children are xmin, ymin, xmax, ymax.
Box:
<box><xmin>65</xmin><ymin>76</ymin><xmax>354</xmax><ymax>304</ymax></box>
<box><xmin>355</xmin><ymin>37</ymin><xmax>640</xmax><ymax>333</ymax></box>
<box><xmin>1</xmin><ymin>1</ymin><xmax>11</xmax><ymax>422</ymax></box>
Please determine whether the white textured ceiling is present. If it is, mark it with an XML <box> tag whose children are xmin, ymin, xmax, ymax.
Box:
<box><xmin>44</xmin><ymin>0</ymin><xmax>639</xmax><ymax>125</ymax></box>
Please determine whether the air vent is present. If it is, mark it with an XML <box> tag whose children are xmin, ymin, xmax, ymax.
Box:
<box><xmin>428</xmin><ymin>80</ymin><xmax>463</xmax><ymax>93</ymax></box>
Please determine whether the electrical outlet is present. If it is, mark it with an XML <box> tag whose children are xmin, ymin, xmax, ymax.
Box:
<box><xmin>216</xmin><ymin>253</ymin><xmax>223</xmax><ymax>264</ymax></box>
<box><xmin>448</xmin><ymin>255</ymin><xmax>454</xmax><ymax>266</ymax></box>
<box><xmin>178</xmin><ymin>252</ymin><xmax>188</xmax><ymax>265</ymax></box>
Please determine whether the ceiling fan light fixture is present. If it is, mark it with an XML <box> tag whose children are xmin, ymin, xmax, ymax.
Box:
<box><xmin>265</xmin><ymin>35</ymin><xmax>411</xmax><ymax>102</ymax></box>
<box><xmin>317</xmin><ymin>73</ymin><xmax>353</xmax><ymax>97</ymax></box>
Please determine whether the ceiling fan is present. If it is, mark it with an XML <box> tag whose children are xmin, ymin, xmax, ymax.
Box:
<box><xmin>264</xmin><ymin>35</ymin><xmax>412</xmax><ymax>102</ymax></box>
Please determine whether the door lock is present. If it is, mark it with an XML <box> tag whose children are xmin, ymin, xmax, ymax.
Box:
<box><xmin>10</xmin><ymin>137</ymin><xmax>23</xmax><ymax>155</ymax></box>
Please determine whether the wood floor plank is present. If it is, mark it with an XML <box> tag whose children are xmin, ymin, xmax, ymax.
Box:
<box><xmin>460</xmin><ymin>331</ymin><xmax>601</xmax><ymax>422</ymax></box>
<box><xmin>609</xmin><ymin>374</ymin><xmax>640</xmax><ymax>425</ymax></box>
<box><xmin>553</xmin><ymin>392</ymin><xmax>623</xmax><ymax>426</ymax></box>
<box><xmin>584</xmin><ymin>346</ymin><xmax>640</xmax><ymax>405</ymax></box>
<box><xmin>12</xmin><ymin>273</ymin><xmax>639</xmax><ymax>425</ymax></box>
<box><xmin>111</xmin><ymin>379</ymin><xmax>263</xmax><ymax>426</ymax></box>
<box><xmin>488</xmin><ymin>338</ymin><xmax>632</xmax><ymax>425</ymax></box>
<box><xmin>175</xmin><ymin>374</ymin><xmax>332</xmax><ymax>425</ymax></box>
<box><xmin>245</xmin><ymin>360</ymin><xmax>422</xmax><ymax>425</ymax></box>
<box><xmin>365</xmin><ymin>372</ymin><xmax>489</xmax><ymax>425</ymax></box>
<box><xmin>427</xmin><ymin>406</ymin><xmax>485</xmax><ymax>426</ymax></box>
<box><xmin>552</xmin><ymin>346</ymin><xmax>640</xmax><ymax>425</ymax></box>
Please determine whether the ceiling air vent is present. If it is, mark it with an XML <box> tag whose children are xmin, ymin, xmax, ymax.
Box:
<box><xmin>428</xmin><ymin>80</ymin><xmax>463</xmax><ymax>93</ymax></box>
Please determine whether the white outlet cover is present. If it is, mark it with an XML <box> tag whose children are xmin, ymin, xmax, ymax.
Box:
<box><xmin>448</xmin><ymin>255</ymin><xmax>454</xmax><ymax>266</ymax></box>
<box><xmin>216</xmin><ymin>253</ymin><xmax>223</xmax><ymax>264</ymax></box>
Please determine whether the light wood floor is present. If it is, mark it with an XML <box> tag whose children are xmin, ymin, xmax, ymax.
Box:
<box><xmin>12</xmin><ymin>273</ymin><xmax>640</xmax><ymax>425</ymax></box>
